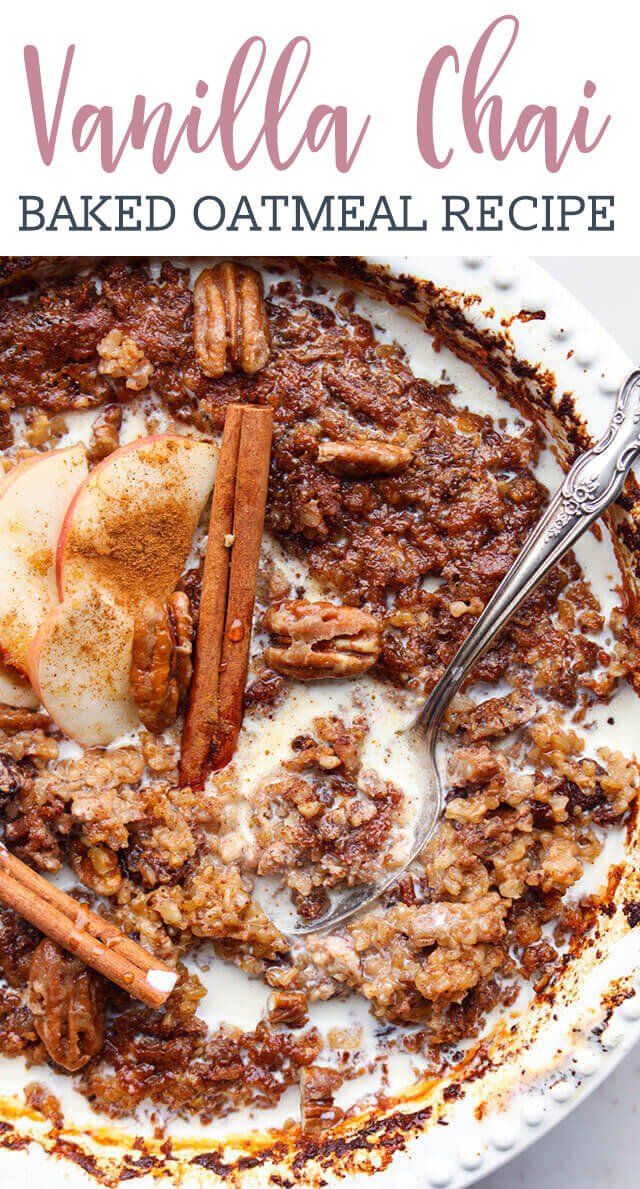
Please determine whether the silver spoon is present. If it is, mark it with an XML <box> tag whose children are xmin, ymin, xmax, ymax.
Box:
<box><xmin>287</xmin><ymin>365</ymin><xmax>640</xmax><ymax>936</ymax></box>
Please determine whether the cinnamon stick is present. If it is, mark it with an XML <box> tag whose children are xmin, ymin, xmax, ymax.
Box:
<box><xmin>180</xmin><ymin>405</ymin><xmax>242</xmax><ymax>784</ymax></box>
<box><xmin>180</xmin><ymin>403</ymin><xmax>273</xmax><ymax>787</ymax></box>
<box><xmin>0</xmin><ymin>845</ymin><xmax>177</xmax><ymax>1009</ymax></box>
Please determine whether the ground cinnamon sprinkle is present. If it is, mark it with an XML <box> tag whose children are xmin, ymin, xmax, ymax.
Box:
<box><xmin>37</xmin><ymin>587</ymin><xmax>135</xmax><ymax>712</ymax></box>
<box><xmin>66</xmin><ymin>492</ymin><xmax>196</xmax><ymax>608</ymax></box>
<box><xmin>61</xmin><ymin>438</ymin><xmax>215</xmax><ymax>611</ymax></box>
<box><xmin>29</xmin><ymin>548</ymin><xmax>52</xmax><ymax>578</ymax></box>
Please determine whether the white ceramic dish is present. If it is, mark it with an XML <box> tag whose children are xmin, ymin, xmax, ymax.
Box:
<box><xmin>0</xmin><ymin>255</ymin><xmax>639</xmax><ymax>1189</ymax></box>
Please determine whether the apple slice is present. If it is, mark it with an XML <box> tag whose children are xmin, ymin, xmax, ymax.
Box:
<box><xmin>0</xmin><ymin>446</ymin><xmax>88</xmax><ymax>674</ymax></box>
<box><xmin>28</xmin><ymin>587</ymin><xmax>139</xmax><ymax>747</ymax></box>
<box><xmin>0</xmin><ymin>661</ymin><xmax>39</xmax><ymax>709</ymax></box>
<box><xmin>57</xmin><ymin>434</ymin><xmax>218</xmax><ymax>611</ymax></box>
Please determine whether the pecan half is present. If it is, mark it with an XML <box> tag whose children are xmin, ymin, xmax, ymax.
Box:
<box><xmin>193</xmin><ymin>262</ymin><xmax>270</xmax><ymax>379</ymax></box>
<box><xmin>28</xmin><ymin>939</ymin><xmax>105</xmax><ymax>1072</ymax></box>
<box><xmin>317</xmin><ymin>438</ymin><xmax>414</xmax><ymax>477</ymax></box>
<box><xmin>87</xmin><ymin>404</ymin><xmax>122</xmax><ymax>464</ymax></box>
<box><xmin>130</xmin><ymin>592</ymin><xmax>194</xmax><ymax>733</ymax></box>
<box><xmin>264</xmin><ymin>600</ymin><xmax>380</xmax><ymax>680</ymax></box>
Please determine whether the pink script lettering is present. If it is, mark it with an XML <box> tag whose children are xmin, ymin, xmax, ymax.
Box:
<box><xmin>417</xmin><ymin>14</ymin><xmax>610</xmax><ymax>172</ymax></box>
<box><xmin>23</xmin><ymin>40</ymin><xmax>371</xmax><ymax>174</ymax></box>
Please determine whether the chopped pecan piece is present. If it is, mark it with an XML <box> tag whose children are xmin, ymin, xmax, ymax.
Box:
<box><xmin>266</xmin><ymin>990</ymin><xmax>309</xmax><ymax>1028</ymax></box>
<box><xmin>130</xmin><ymin>592</ymin><xmax>194</xmax><ymax>733</ymax></box>
<box><xmin>313</xmin><ymin>714</ymin><xmax>367</xmax><ymax>774</ymax></box>
<box><xmin>449</xmin><ymin>597</ymin><xmax>484</xmax><ymax>619</ymax></box>
<box><xmin>287</xmin><ymin>716</ymin><xmax>367</xmax><ymax>775</ymax></box>
<box><xmin>87</xmin><ymin>404</ymin><xmax>122</xmax><ymax>463</ymax></box>
<box><xmin>24</xmin><ymin>1081</ymin><xmax>64</xmax><ymax>1129</ymax></box>
<box><xmin>28</xmin><ymin>939</ymin><xmax>105</xmax><ymax>1072</ymax></box>
<box><xmin>327</xmin><ymin>1026</ymin><xmax>362</xmax><ymax>1051</ymax></box>
<box><xmin>287</xmin><ymin>736</ymin><xmax>343</xmax><ymax>772</ymax></box>
<box><xmin>447</xmin><ymin>744</ymin><xmax>504</xmax><ymax>789</ymax></box>
<box><xmin>0</xmin><ymin>752</ymin><xmax>25</xmax><ymax>800</ymax></box>
<box><xmin>317</xmin><ymin>438</ymin><xmax>414</xmax><ymax>477</ymax></box>
<box><xmin>244</xmin><ymin>670</ymin><xmax>285</xmax><ymax>709</ymax></box>
<box><xmin>70</xmin><ymin>839</ymin><xmax>122</xmax><ymax>896</ymax></box>
<box><xmin>97</xmin><ymin>329</ymin><xmax>154</xmax><ymax>391</ymax></box>
<box><xmin>300</xmin><ymin>1065</ymin><xmax>344</xmax><ymax>1133</ymax></box>
<box><xmin>447</xmin><ymin>689</ymin><xmax>538</xmax><ymax>742</ymax></box>
<box><xmin>25</xmin><ymin>412</ymin><xmax>68</xmax><ymax>448</ymax></box>
<box><xmin>193</xmin><ymin>262</ymin><xmax>270</xmax><ymax>378</ymax></box>
<box><xmin>0</xmin><ymin>706</ymin><xmax>51</xmax><ymax>733</ymax></box>
<box><xmin>264</xmin><ymin>600</ymin><xmax>380</xmax><ymax>681</ymax></box>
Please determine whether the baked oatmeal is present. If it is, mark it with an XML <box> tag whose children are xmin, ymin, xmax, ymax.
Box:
<box><xmin>0</xmin><ymin>258</ymin><xmax>638</xmax><ymax>1129</ymax></box>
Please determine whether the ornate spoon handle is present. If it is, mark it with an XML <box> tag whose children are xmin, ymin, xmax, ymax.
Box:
<box><xmin>418</xmin><ymin>367</ymin><xmax>640</xmax><ymax>729</ymax></box>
